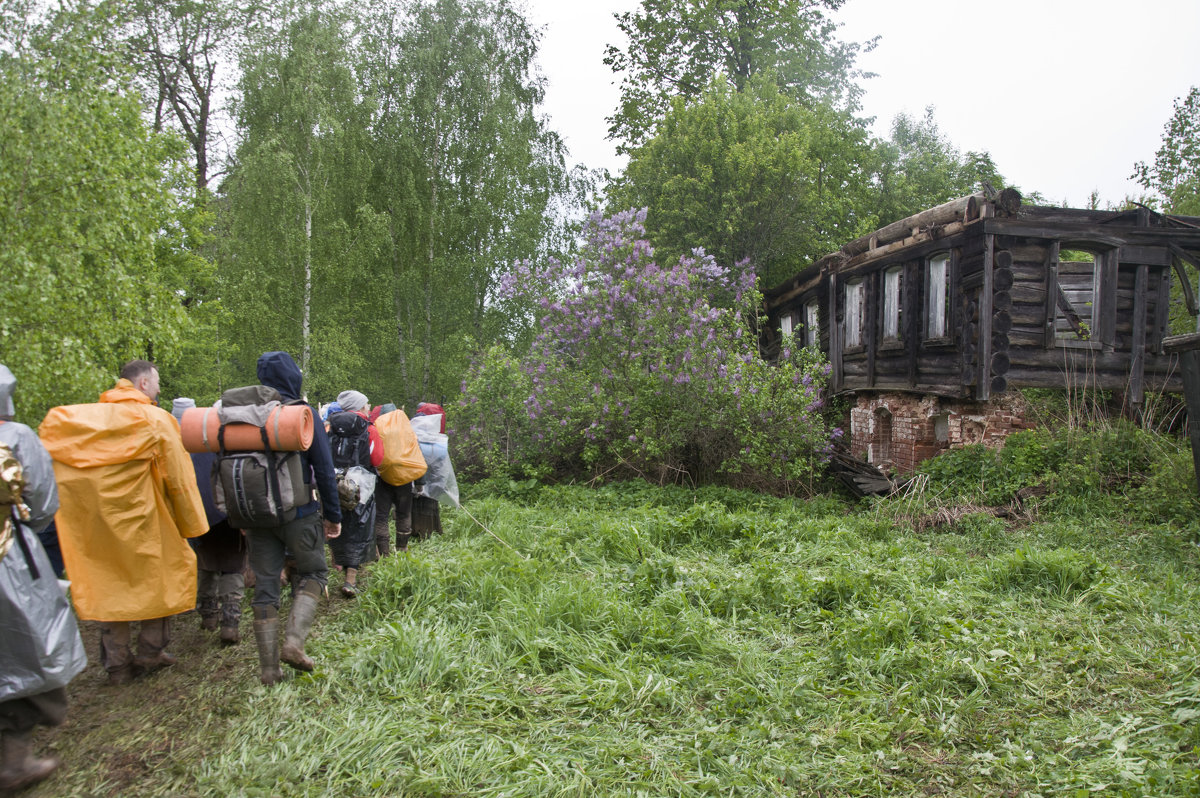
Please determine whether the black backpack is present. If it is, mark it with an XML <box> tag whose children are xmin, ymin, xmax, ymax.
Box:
<box><xmin>211</xmin><ymin>386</ymin><xmax>310</xmax><ymax>528</ymax></box>
<box><xmin>327</xmin><ymin>411</ymin><xmax>372</xmax><ymax>470</ymax></box>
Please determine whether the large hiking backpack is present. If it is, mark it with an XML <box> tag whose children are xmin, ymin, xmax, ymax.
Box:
<box><xmin>327</xmin><ymin>411</ymin><xmax>373</xmax><ymax>510</ymax></box>
<box><xmin>212</xmin><ymin>385</ymin><xmax>310</xmax><ymax>528</ymax></box>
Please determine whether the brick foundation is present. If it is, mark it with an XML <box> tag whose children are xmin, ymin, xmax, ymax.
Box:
<box><xmin>847</xmin><ymin>392</ymin><xmax>1036</xmax><ymax>474</ymax></box>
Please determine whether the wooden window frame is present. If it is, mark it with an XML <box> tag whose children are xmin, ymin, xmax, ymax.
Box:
<box><xmin>881</xmin><ymin>266</ymin><xmax>904</xmax><ymax>348</ymax></box>
<box><xmin>803</xmin><ymin>298</ymin><xmax>820</xmax><ymax>348</ymax></box>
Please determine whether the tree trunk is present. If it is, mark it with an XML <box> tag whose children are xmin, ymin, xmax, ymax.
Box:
<box><xmin>302</xmin><ymin>196</ymin><xmax>313</xmax><ymax>373</ymax></box>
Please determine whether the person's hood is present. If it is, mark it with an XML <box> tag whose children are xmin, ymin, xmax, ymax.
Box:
<box><xmin>337</xmin><ymin>390</ymin><xmax>368</xmax><ymax>413</ymax></box>
<box><xmin>257</xmin><ymin>351</ymin><xmax>303</xmax><ymax>401</ymax></box>
<box><xmin>100</xmin><ymin>379</ymin><xmax>154</xmax><ymax>406</ymax></box>
<box><xmin>0</xmin><ymin>365</ymin><xmax>15</xmax><ymax>419</ymax></box>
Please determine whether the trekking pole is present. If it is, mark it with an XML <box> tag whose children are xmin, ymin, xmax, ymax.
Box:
<box><xmin>456</xmin><ymin>503</ymin><xmax>528</xmax><ymax>561</ymax></box>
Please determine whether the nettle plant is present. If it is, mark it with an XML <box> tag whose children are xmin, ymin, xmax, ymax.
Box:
<box><xmin>457</xmin><ymin>209</ymin><xmax>836</xmax><ymax>494</ymax></box>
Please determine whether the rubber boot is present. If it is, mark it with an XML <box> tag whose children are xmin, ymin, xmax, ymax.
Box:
<box><xmin>0</xmin><ymin>731</ymin><xmax>59</xmax><ymax>791</ymax></box>
<box><xmin>197</xmin><ymin>569</ymin><xmax>219</xmax><ymax>631</ymax></box>
<box><xmin>252</xmin><ymin>605</ymin><xmax>282</xmax><ymax>686</ymax></box>
<box><xmin>218</xmin><ymin>571</ymin><xmax>244</xmax><ymax>646</ymax></box>
<box><xmin>280</xmin><ymin>580</ymin><xmax>321</xmax><ymax>672</ymax></box>
<box><xmin>375</xmin><ymin>533</ymin><xmax>391</xmax><ymax>559</ymax></box>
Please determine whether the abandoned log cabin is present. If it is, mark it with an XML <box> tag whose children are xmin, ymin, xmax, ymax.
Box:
<box><xmin>763</xmin><ymin>190</ymin><xmax>1200</xmax><ymax>473</ymax></box>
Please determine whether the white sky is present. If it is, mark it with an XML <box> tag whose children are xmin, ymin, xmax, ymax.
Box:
<box><xmin>524</xmin><ymin>0</ymin><xmax>1200</xmax><ymax>209</ymax></box>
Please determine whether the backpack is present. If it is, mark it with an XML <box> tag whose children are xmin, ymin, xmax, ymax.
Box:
<box><xmin>375</xmin><ymin>410</ymin><xmax>427</xmax><ymax>486</ymax></box>
<box><xmin>327</xmin><ymin>411</ymin><xmax>374</xmax><ymax>509</ymax></box>
<box><xmin>0</xmin><ymin>440</ymin><xmax>25</xmax><ymax>563</ymax></box>
<box><xmin>212</xmin><ymin>386</ymin><xmax>310</xmax><ymax>528</ymax></box>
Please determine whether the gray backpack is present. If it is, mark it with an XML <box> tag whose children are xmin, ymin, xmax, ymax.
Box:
<box><xmin>212</xmin><ymin>386</ymin><xmax>309</xmax><ymax>528</ymax></box>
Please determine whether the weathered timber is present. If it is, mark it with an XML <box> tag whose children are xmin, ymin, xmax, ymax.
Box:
<box><xmin>842</xmin><ymin>193</ymin><xmax>988</xmax><ymax>257</ymax></box>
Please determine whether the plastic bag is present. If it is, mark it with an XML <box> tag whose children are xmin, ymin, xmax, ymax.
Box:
<box><xmin>336</xmin><ymin>465</ymin><xmax>376</xmax><ymax>510</ymax></box>
<box><xmin>0</xmin><ymin>525</ymin><xmax>88</xmax><ymax>701</ymax></box>
<box><xmin>409</xmin><ymin>414</ymin><xmax>459</xmax><ymax>507</ymax></box>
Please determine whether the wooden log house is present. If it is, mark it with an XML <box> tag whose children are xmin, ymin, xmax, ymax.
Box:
<box><xmin>763</xmin><ymin>191</ymin><xmax>1200</xmax><ymax>473</ymax></box>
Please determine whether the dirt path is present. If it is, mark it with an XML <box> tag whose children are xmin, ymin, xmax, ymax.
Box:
<box><xmin>23</xmin><ymin>583</ymin><xmax>356</xmax><ymax>797</ymax></box>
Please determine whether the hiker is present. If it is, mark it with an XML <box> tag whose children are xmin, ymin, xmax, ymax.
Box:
<box><xmin>372</xmin><ymin>403</ymin><xmax>419</xmax><ymax>556</ymax></box>
<box><xmin>0</xmin><ymin>365</ymin><xmax>87</xmax><ymax>791</ymax></box>
<box><xmin>172</xmin><ymin>397</ymin><xmax>246</xmax><ymax>645</ymax></box>
<box><xmin>325</xmin><ymin>390</ymin><xmax>382</xmax><ymax>596</ymax></box>
<box><xmin>247</xmin><ymin>351</ymin><xmax>342</xmax><ymax>685</ymax></box>
<box><xmin>39</xmin><ymin>360</ymin><xmax>207</xmax><ymax>685</ymax></box>
<box><xmin>411</xmin><ymin>402</ymin><xmax>446</xmax><ymax>539</ymax></box>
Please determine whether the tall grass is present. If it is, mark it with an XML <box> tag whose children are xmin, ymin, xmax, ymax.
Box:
<box><xmin>166</xmin><ymin>481</ymin><xmax>1200</xmax><ymax>797</ymax></box>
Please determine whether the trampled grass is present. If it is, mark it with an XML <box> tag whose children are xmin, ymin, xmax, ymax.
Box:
<box><xmin>160</xmin><ymin>482</ymin><xmax>1200</xmax><ymax>797</ymax></box>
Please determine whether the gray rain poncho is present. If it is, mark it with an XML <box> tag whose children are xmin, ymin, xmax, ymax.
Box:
<box><xmin>0</xmin><ymin>365</ymin><xmax>87</xmax><ymax>701</ymax></box>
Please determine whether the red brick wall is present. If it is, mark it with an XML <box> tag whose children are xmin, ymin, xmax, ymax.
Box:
<box><xmin>847</xmin><ymin>392</ymin><xmax>1036</xmax><ymax>474</ymax></box>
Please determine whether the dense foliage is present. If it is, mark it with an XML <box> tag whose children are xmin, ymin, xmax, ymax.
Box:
<box><xmin>604</xmin><ymin>0</ymin><xmax>867</xmax><ymax>152</ymax></box>
<box><xmin>455</xmin><ymin>209</ymin><xmax>836</xmax><ymax>493</ymax></box>
<box><xmin>609</xmin><ymin>76</ymin><xmax>877</xmax><ymax>290</ymax></box>
<box><xmin>0</xmin><ymin>2</ymin><xmax>210</xmax><ymax>421</ymax></box>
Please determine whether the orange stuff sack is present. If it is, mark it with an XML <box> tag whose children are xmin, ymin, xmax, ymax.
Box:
<box><xmin>180</xmin><ymin>404</ymin><xmax>313</xmax><ymax>453</ymax></box>
<box><xmin>375</xmin><ymin>410</ymin><xmax>427</xmax><ymax>486</ymax></box>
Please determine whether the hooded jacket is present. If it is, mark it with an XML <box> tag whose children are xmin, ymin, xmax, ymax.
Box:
<box><xmin>256</xmin><ymin>351</ymin><xmax>341</xmax><ymax>524</ymax></box>
<box><xmin>38</xmin><ymin>379</ymin><xmax>208</xmax><ymax>621</ymax></box>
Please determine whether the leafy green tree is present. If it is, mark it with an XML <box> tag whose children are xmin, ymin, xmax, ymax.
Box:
<box><xmin>357</xmin><ymin>0</ymin><xmax>568</xmax><ymax>405</ymax></box>
<box><xmin>872</xmin><ymin>107</ymin><xmax>1006</xmax><ymax>225</ymax></box>
<box><xmin>220</xmin><ymin>2</ymin><xmax>387</xmax><ymax>398</ymax></box>
<box><xmin>1134</xmin><ymin>87</ymin><xmax>1200</xmax><ymax>216</ymax></box>
<box><xmin>0</xmin><ymin>1</ymin><xmax>209</xmax><ymax>421</ymax></box>
<box><xmin>608</xmin><ymin>76</ymin><xmax>875</xmax><ymax>291</ymax></box>
<box><xmin>604</xmin><ymin>0</ymin><xmax>869</xmax><ymax>152</ymax></box>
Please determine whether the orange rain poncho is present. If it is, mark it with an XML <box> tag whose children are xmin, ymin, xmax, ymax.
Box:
<box><xmin>38</xmin><ymin>380</ymin><xmax>208</xmax><ymax>622</ymax></box>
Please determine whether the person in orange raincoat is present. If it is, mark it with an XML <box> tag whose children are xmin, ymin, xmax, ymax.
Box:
<box><xmin>38</xmin><ymin>360</ymin><xmax>208</xmax><ymax>685</ymax></box>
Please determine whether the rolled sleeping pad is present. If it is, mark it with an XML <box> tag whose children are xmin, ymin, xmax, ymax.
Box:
<box><xmin>180</xmin><ymin>405</ymin><xmax>314</xmax><ymax>453</ymax></box>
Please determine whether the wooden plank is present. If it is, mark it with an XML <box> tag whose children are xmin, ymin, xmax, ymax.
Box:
<box><xmin>829</xmin><ymin>272</ymin><xmax>842</xmax><ymax>392</ymax></box>
<box><xmin>1119</xmin><ymin>245</ymin><xmax>1171</xmax><ymax>266</ymax></box>
<box><xmin>842</xmin><ymin>193</ymin><xmax>987</xmax><ymax>256</ymax></box>
<box><xmin>1099</xmin><ymin>249</ymin><xmax>1118</xmax><ymax>351</ymax></box>
<box><xmin>1154</xmin><ymin>267</ymin><xmax>1172</xmax><ymax>352</ymax></box>
<box><xmin>1130</xmin><ymin>263</ymin><xmax>1148</xmax><ymax>405</ymax></box>
<box><xmin>1044</xmin><ymin>241</ymin><xmax>1061</xmax><ymax>347</ymax></box>
<box><xmin>1011</xmin><ymin>285</ymin><xmax>1047</xmax><ymax>305</ymax></box>
<box><xmin>866</xmin><ymin>271</ymin><xmax>878</xmax><ymax>387</ymax></box>
<box><xmin>905</xmin><ymin>260</ymin><xmax>919</xmax><ymax>387</ymax></box>
<box><xmin>978</xmin><ymin>235</ymin><xmax>995</xmax><ymax>400</ymax></box>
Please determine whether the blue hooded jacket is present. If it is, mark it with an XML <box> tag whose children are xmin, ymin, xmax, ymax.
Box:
<box><xmin>256</xmin><ymin>351</ymin><xmax>341</xmax><ymax>524</ymax></box>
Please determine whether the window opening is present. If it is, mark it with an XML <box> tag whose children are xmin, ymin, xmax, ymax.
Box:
<box><xmin>1056</xmin><ymin>249</ymin><xmax>1098</xmax><ymax>342</ymax></box>
<box><xmin>926</xmin><ymin>253</ymin><xmax>950</xmax><ymax>339</ymax></box>
<box><xmin>845</xmin><ymin>279</ymin><xmax>865</xmax><ymax>348</ymax></box>
<box><xmin>803</xmin><ymin>299</ymin><xmax>819</xmax><ymax>348</ymax></box>
<box><xmin>883</xmin><ymin>267</ymin><xmax>903</xmax><ymax>340</ymax></box>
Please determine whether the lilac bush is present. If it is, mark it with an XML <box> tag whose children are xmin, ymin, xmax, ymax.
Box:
<box><xmin>455</xmin><ymin>209</ymin><xmax>836</xmax><ymax>494</ymax></box>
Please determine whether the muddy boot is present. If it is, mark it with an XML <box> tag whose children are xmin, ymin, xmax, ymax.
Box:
<box><xmin>395</xmin><ymin>532</ymin><xmax>411</xmax><ymax>552</ymax></box>
<box><xmin>100</xmin><ymin>622</ymin><xmax>134</xmax><ymax>685</ymax></box>
<box><xmin>133</xmin><ymin>617</ymin><xmax>177</xmax><ymax>676</ymax></box>
<box><xmin>0</xmin><ymin>731</ymin><xmax>60</xmax><ymax>791</ymax></box>
<box><xmin>375</xmin><ymin>533</ymin><xmax>392</xmax><ymax>558</ymax></box>
<box><xmin>197</xmin><ymin>569</ymin><xmax>219</xmax><ymax>631</ymax></box>
<box><xmin>281</xmin><ymin>580</ymin><xmax>321</xmax><ymax>672</ymax></box>
<box><xmin>252</xmin><ymin>605</ymin><xmax>282</xmax><ymax>686</ymax></box>
<box><xmin>218</xmin><ymin>572</ymin><xmax>244</xmax><ymax>646</ymax></box>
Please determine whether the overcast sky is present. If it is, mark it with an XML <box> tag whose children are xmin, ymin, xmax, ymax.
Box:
<box><xmin>523</xmin><ymin>0</ymin><xmax>1200</xmax><ymax>210</ymax></box>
